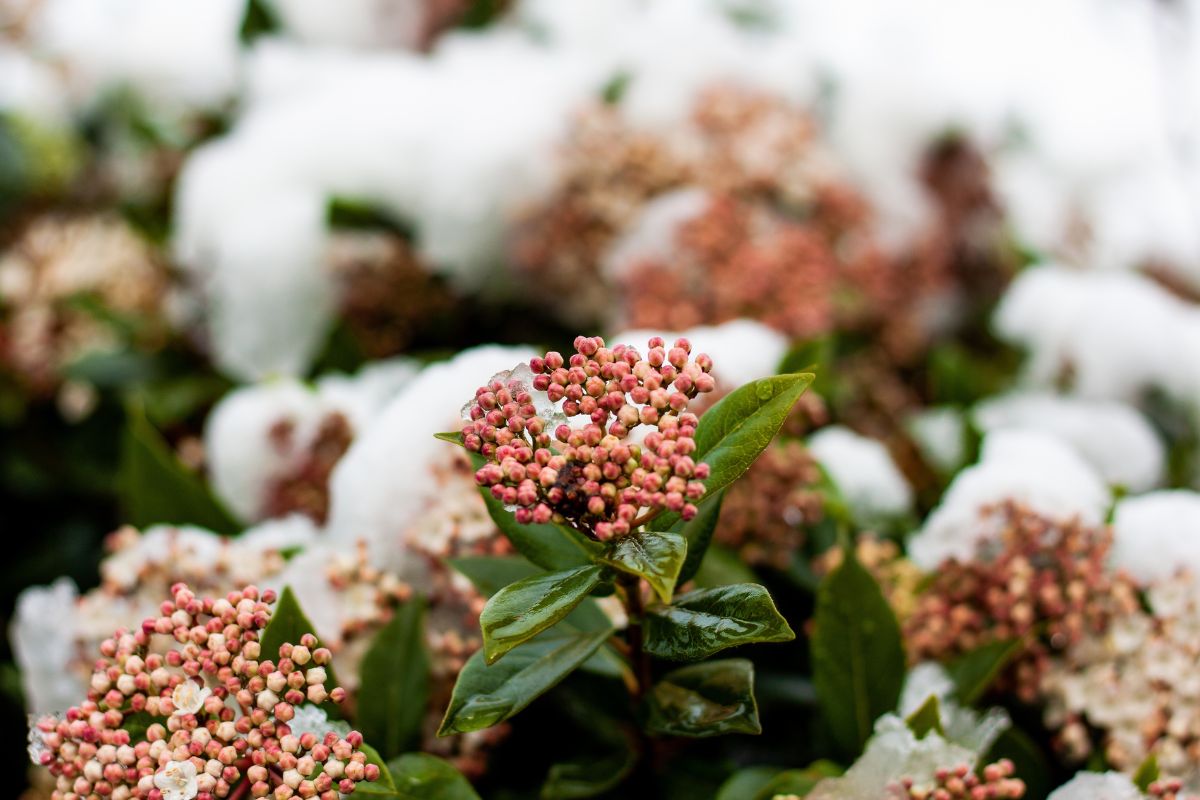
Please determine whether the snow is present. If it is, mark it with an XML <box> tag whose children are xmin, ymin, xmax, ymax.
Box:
<box><xmin>1047</xmin><ymin>773</ymin><xmax>1143</xmax><ymax>800</ymax></box>
<box><xmin>610</xmin><ymin>319</ymin><xmax>788</xmax><ymax>392</ymax></box>
<box><xmin>908</xmin><ymin>429</ymin><xmax>1110</xmax><ymax>570</ymax></box>
<box><xmin>973</xmin><ymin>391</ymin><xmax>1165</xmax><ymax>492</ymax></box>
<box><xmin>808</xmin><ymin>425</ymin><xmax>913</xmax><ymax>526</ymax></box>
<box><xmin>1111</xmin><ymin>490</ymin><xmax>1200</xmax><ymax>585</ymax></box>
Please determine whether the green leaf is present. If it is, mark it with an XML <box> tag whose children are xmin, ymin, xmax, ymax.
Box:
<box><xmin>811</xmin><ymin>550</ymin><xmax>905</xmax><ymax>756</ymax></box>
<box><xmin>644</xmin><ymin>658</ymin><xmax>761</xmax><ymax>737</ymax></box>
<box><xmin>358</xmin><ymin>599</ymin><xmax>430</xmax><ymax>759</ymax></box>
<box><xmin>468</xmin><ymin>453</ymin><xmax>603</xmax><ymax>571</ymax></box>
<box><xmin>600</xmin><ymin>530</ymin><xmax>687</xmax><ymax>603</ymax></box>
<box><xmin>673</xmin><ymin>488</ymin><xmax>726</xmax><ymax>585</ymax></box>
<box><xmin>542</xmin><ymin>745</ymin><xmax>635</xmax><ymax>799</ymax></box>
<box><xmin>447</xmin><ymin>555</ymin><xmax>542</xmax><ymax>597</ymax></box>
<box><xmin>481</xmin><ymin>565</ymin><xmax>606</xmax><ymax>664</ymax></box>
<box><xmin>118</xmin><ymin>403</ymin><xmax>240</xmax><ymax>534</ymax></box>
<box><xmin>692</xmin><ymin>373</ymin><xmax>814</xmax><ymax>497</ymax></box>
<box><xmin>984</xmin><ymin>727</ymin><xmax>1052</xmax><ymax>800</ymax></box>
<box><xmin>1133</xmin><ymin>754</ymin><xmax>1159</xmax><ymax>792</ymax></box>
<box><xmin>904</xmin><ymin>694</ymin><xmax>944</xmax><ymax>739</ymax></box>
<box><xmin>438</xmin><ymin>628</ymin><xmax>612</xmax><ymax>736</ymax></box>
<box><xmin>354</xmin><ymin>743</ymin><xmax>398</xmax><ymax>796</ymax></box>
<box><xmin>387</xmin><ymin>753</ymin><xmax>481</xmax><ymax>800</ymax></box>
<box><xmin>433</xmin><ymin>431</ymin><xmax>464</xmax><ymax>446</ymax></box>
<box><xmin>947</xmin><ymin>638</ymin><xmax>1022</xmax><ymax>706</ymax></box>
<box><xmin>260</xmin><ymin>586</ymin><xmax>321</xmax><ymax>665</ymax></box>
<box><xmin>721</xmin><ymin>761</ymin><xmax>843</xmax><ymax>800</ymax></box>
<box><xmin>691</xmin><ymin>544</ymin><xmax>758</xmax><ymax>589</ymax></box>
<box><xmin>644</xmin><ymin>583</ymin><xmax>794</xmax><ymax>661</ymax></box>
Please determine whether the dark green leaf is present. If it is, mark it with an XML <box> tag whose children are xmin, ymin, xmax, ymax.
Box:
<box><xmin>947</xmin><ymin>638</ymin><xmax>1022</xmax><ymax>706</ymax></box>
<box><xmin>811</xmin><ymin>550</ymin><xmax>905</xmax><ymax>756</ymax></box>
<box><xmin>984</xmin><ymin>727</ymin><xmax>1052</xmax><ymax>800</ymax></box>
<box><xmin>692</xmin><ymin>373</ymin><xmax>814</xmax><ymax>497</ymax></box>
<box><xmin>673</xmin><ymin>488</ymin><xmax>726</xmax><ymax>585</ymax></box>
<box><xmin>387</xmin><ymin>753</ymin><xmax>481</xmax><ymax>800</ymax></box>
<box><xmin>542</xmin><ymin>745</ymin><xmax>635</xmax><ymax>799</ymax></box>
<box><xmin>644</xmin><ymin>658</ymin><xmax>761</xmax><ymax>737</ymax></box>
<box><xmin>259</xmin><ymin>587</ymin><xmax>338</xmax><ymax>695</ymax></box>
<box><xmin>644</xmin><ymin>583</ymin><xmax>794</xmax><ymax>661</ymax></box>
<box><xmin>1133</xmin><ymin>754</ymin><xmax>1159</xmax><ymax>792</ymax></box>
<box><xmin>904</xmin><ymin>694</ymin><xmax>944</xmax><ymax>739</ymax></box>
<box><xmin>715</xmin><ymin>767</ymin><xmax>784</xmax><ymax>800</ymax></box>
<box><xmin>692</xmin><ymin>544</ymin><xmax>758</xmax><ymax>589</ymax></box>
<box><xmin>447</xmin><ymin>555</ymin><xmax>542</xmax><ymax>597</ymax></box>
<box><xmin>600</xmin><ymin>530</ymin><xmax>686</xmax><ymax>603</ymax></box>
<box><xmin>481</xmin><ymin>565</ymin><xmax>606</xmax><ymax>664</ymax></box>
<box><xmin>118</xmin><ymin>403</ymin><xmax>239</xmax><ymax>534</ymax></box>
<box><xmin>438</xmin><ymin>628</ymin><xmax>612</xmax><ymax>736</ymax></box>
<box><xmin>738</xmin><ymin>762</ymin><xmax>843</xmax><ymax>800</ymax></box>
<box><xmin>468</xmin><ymin>453</ymin><xmax>603</xmax><ymax>571</ymax></box>
<box><xmin>358</xmin><ymin>599</ymin><xmax>430</xmax><ymax>759</ymax></box>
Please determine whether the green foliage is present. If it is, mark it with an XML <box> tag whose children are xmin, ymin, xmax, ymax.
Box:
<box><xmin>446</xmin><ymin>555</ymin><xmax>543</xmax><ymax>596</ymax></box>
<box><xmin>438</xmin><ymin>628</ymin><xmax>612</xmax><ymax>736</ymax></box>
<box><xmin>984</xmin><ymin>727</ymin><xmax>1053</xmax><ymax>800</ymax></box>
<box><xmin>947</xmin><ymin>638</ymin><xmax>1022</xmax><ymax>706</ymax></box>
<box><xmin>691</xmin><ymin>373</ymin><xmax>814</xmax><ymax>497</ymax></box>
<box><xmin>356</xmin><ymin>750</ymin><xmax>481</xmax><ymax>799</ymax></box>
<box><xmin>673</xmin><ymin>488</ymin><xmax>726</xmax><ymax>585</ymax></box>
<box><xmin>118</xmin><ymin>403</ymin><xmax>239</xmax><ymax>533</ymax></box>
<box><xmin>904</xmin><ymin>694</ymin><xmax>944</xmax><ymax>739</ymax></box>
<box><xmin>644</xmin><ymin>659</ymin><xmax>761</xmax><ymax>737</ymax></box>
<box><xmin>358</xmin><ymin>598</ymin><xmax>430</xmax><ymax>760</ymax></box>
<box><xmin>1133</xmin><ymin>754</ymin><xmax>1159</xmax><ymax>792</ymax></box>
<box><xmin>644</xmin><ymin>583</ymin><xmax>794</xmax><ymax>661</ymax></box>
<box><xmin>716</xmin><ymin>761</ymin><xmax>843</xmax><ymax>800</ymax></box>
<box><xmin>811</xmin><ymin>549</ymin><xmax>905</xmax><ymax>756</ymax></box>
<box><xmin>542</xmin><ymin>745</ymin><xmax>636</xmax><ymax>799</ymax></box>
<box><xmin>600</xmin><ymin>530</ymin><xmax>687</xmax><ymax>603</ymax></box>
<box><xmin>480</xmin><ymin>565</ymin><xmax>606</xmax><ymax>664</ymax></box>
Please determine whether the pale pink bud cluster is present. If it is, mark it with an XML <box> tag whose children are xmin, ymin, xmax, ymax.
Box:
<box><xmin>461</xmin><ymin>335</ymin><xmax>714</xmax><ymax>539</ymax></box>
<box><xmin>1148</xmin><ymin>779</ymin><xmax>1196</xmax><ymax>799</ymax></box>
<box><xmin>30</xmin><ymin>583</ymin><xmax>378</xmax><ymax>800</ymax></box>
<box><xmin>890</xmin><ymin>760</ymin><xmax>1025</xmax><ymax>799</ymax></box>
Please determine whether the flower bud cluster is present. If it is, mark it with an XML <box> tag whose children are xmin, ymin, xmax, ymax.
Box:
<box><xmin>30</xmin><ymin>583</ymin><xmax>378</xmax><ymax>800</ymax></box>
<box><xmin>1041</xmin><ymin>572</ymin><xmax>1200</xmax><ymax>780</ymax></box>
<box><xmin>461</xmin><ymin>335</ymin><xmax>714</xmax><ymax>539</ymax></box>
<box><xmin>904</xmin><ymin>502</ymin><xmax>1127</xmax><ymax>702</ymax></box>
<box><xmin>889</xmin><ymin>760</ymin><xmax>1025</xmax><ymax>799</ymax></box>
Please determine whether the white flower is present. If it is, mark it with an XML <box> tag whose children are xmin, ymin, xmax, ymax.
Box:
<box><xmin>171</xmin><ymin>681</ymin><xmax>212</xmax><ymax>716</ymax></box>
<box><xmin>154</xmin><ymin>759</ymin><xmax>199</xmax><ymax>800</ymax></box>
<box><xmin>287</xmin><ymin>704</ymin><xmax>351</xmax><ymax>740</ymax></box>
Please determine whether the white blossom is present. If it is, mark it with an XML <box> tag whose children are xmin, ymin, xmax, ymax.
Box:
<box><xmin>154</xmin><ymin>759</ymin><xmax>199</xmax><ymax>800</ymax></box>
<box><xmin>171</xmin><ymin>680</ymin><xmax>212</xmax><ymax>716</ymax></box>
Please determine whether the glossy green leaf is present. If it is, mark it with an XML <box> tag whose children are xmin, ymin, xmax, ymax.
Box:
<box><xmin>904</xmin><ymin>694</ymin><xmax>944</xmax><ymax>739</ymax></box>
<box><xmin>438</xmin><ymin>627</ymin><xmax>612</xmax><ymax>736</ymax></box>
<box><xmin>691</xmin><ymin>373</ymin><xmax>814</xmax><ymax>497</ymax></box>
<box><xmin>119</xmin><ymin>403</ymin><xmax>239</xmax><ymax>534</ymax></box>
<box><xmin>1134</xmin><ymin>754</ymin><xmax>1159</xmax><ymax>792</ymax></box>
<box><xmin>358</xmin><ymin>598</ymin><xmax>430</xmax><ymax>759</ymax></box>
<box><xmin>388</xmin><ymin>753</ymin><xmax>481</xmax><ymax>800</ymax></box>
<box><xmin>644</xmin><ymin>658</ymin><xmax>761</xmax><ymax>737</ymax></box>
<box><xmin>467</xmin><ymin>453</ymin><xmax>603</xmax><ymax>571</ymax></box>
<box><xmin>673</xmin><ymin>488</ymin><xmax>726</xmax><ymax>585</ymax></box>
<box><xmin>542</xmin><ymin>744</ymin><xmax>635</xmax><ymax>799</ymax></box>
<box><xmin>447</xmin><ymin>555</ymin><xmax>542</xmax><ymax>597</ymax></box>
<box><xmin>811</xmin><ymin>550</ymin><xmax>905</xmax><ymax>756</ymax></box>
<box><xmin>644</xmin><ymin>583</ymin><xmax>794</xmax><ymax>661</ymax></box>
<box><xmin>481</xmin><ymin>565</ymin><xmax>606</xmax><ymax>664</ymax></box>
<box><xmin>947</xmin><ymin>638</ymin><xmax>1022</xmax><ymax>706</ymax></box>
<box><xmin>600</xmin><ymin>530</ymin><xmax>686</xmax><ymax>603</ymax></box>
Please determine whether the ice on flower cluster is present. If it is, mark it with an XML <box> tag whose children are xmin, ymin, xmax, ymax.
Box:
<box><xmin>462</xmin><ymin>335</ymin><xmax>715</xmax><ymax>539</ymax></box>
<box><xmin>908</xmin><ymin>429</ymin><xmax>1110</xmax><ymax>570</ymax></box>
<box><xmin>28</xmin><ymin>582</ymin><xmax>379</xmax><ymax>799</ymax></box>
<box><xmin>806</xmin><ymin>710</ymin><xmax>1013</xmax><ymax>800</ymax></box>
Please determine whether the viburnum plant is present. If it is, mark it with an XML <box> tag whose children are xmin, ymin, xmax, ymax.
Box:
<box><xmin>437</xmin><ymin>335</ymin><xmax>812</xmax><ymax>766</ymax></box>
